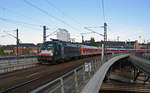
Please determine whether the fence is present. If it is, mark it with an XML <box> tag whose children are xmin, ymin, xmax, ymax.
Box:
<box><xmin>30</xmin><ymin>53</ymin><xmax>123</xmax><ymax>93</ymax></box>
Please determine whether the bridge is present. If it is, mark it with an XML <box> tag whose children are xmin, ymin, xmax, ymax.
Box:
<box><xmin>0</xmin><ymin>53</ymin><xmax>150</xmax><ymax>93</ymax></box>
<box><xmin>82</xmin><ymin>53</ymin><xmax>150</xmax><ymax>93</ymax></box>
<box><xmin>28</xmin><ymin>53</ymin><xmax>150</xmax><ymax>93</ymax></box>
<box><xmin>81</xmin><ymin>54</ymin><xmax>129</xmax><ymax>93</ymax></box>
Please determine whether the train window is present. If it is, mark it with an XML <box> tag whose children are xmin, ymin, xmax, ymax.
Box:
<box><xmin>47</xmin><ymin>44</ymin><xmax>53</xmax><ymax>50</ymax></box>
<box><xmin>56</xmin><ymin>46</ymin><xmax>59</xmax><ymax>50</ymax></box>
<box><xmin>41</xmin><ymin>42</ymin><xmax>53</xmax><ymax>50</ymax></box>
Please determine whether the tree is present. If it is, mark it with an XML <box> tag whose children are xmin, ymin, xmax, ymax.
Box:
<box><xmin>89</xmin><ymin>37</ymin><xmax>98</xmax><ymax>46</ymax></box>
<box><xmin>0</xmin><ymin>46</ymin><xmax>6</xmax><ymax>55</ymax></box>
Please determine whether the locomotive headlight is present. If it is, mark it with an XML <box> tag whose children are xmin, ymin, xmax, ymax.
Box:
<box><xmin>40</xmin><ymin>50</ymin><xmax>53</xmax><ymax>56</ymax></box>
<box><xmin>49</xmin><ymin>50</ymin><xmax>53</xmax><ymax>56</ymax></box>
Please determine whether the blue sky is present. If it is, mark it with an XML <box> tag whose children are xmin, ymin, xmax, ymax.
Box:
<box><xmin>0</xmin><ymin>0</ymin><xmax>150</xmax><ymax>45</ymax></box>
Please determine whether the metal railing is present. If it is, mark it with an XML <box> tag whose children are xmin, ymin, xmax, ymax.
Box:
<box><xmin>133</xmin><ymin>52</ymin><xmax>150</xmax><ymax>61</ymax></box>
<box><xmin>30</xmin><ymin>53</ymin><xmax>124</xmax><ymax>93</ymax></box>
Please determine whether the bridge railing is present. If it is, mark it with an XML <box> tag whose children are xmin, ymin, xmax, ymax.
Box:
<box><xmin>132</xmin><ymin>52</ymin><xmax>150</xmax><ymax>61</ymax></box>
<box><xmin>31</xmin><ymin>58</ymin><xmax>102</xmax><ymax>93</ymax></box>
<box><xmin>30</xmin><ymin>53</ymin><xmax>127</xmax><ymax>93</ymax></box>
<box><xmin>129</xmin><ymin>53</ymin><xmax>150</xmax><ymax>82</ymax></box>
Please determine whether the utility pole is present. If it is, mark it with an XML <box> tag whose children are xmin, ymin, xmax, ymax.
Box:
<box><xmin>104</xmin><ymin>23</ymin><xmax>107</xmax><ymax>43</ymax></box>
<box><xmin>16</xmin><ymin>28</ymin><xmax>19</xmax><ymax>56</ymax></box>
<box><xmin>43</xmin><ymin>25</ymin><xmax>47</xmax><ymax>43</ymax></box>
<box><xmin>103</xmin><ymin>22</ymin><xmax>107</xmax><ymax>55</ymax></box>
<box><xmin>82</xmin><ymin>35</ymin><xmax>84</xmax><ymax>43</ymax></box>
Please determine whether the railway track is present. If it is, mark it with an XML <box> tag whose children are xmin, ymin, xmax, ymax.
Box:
<box><xmin>0</xmin><ymin>56</ymin><xmax>100</xmax><ymax>93</ymax></box>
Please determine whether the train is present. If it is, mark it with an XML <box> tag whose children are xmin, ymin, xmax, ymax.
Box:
<box><xmin>37</xmin><ymin>40</ymin><xmax>150</xmax><ymax>64</ymax></box>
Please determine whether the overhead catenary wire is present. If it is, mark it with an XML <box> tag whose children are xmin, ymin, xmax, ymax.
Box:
<box><xmin>3</xmin><ymin>30</ymin><xmax>17</xmax><ymax>39</ymax></box>
<box><xmin>45</xmin><ymin>0</ymin><xmax>84</xmax><ymax>27</ymax></box>
<box><xmin>0</xmin><ymin>17</ymin><xmax>43</xmax><ymax>31</ymax></box>
<box><xmin>0</xmin><ymin>19</ymin><xmax>42</xmax><ymax>31</ymax></box>
<box><xmin>0</xmin><ymin>17</ymin><xmax>42</xmax><ymax>27</ymax></box>
<box><xmin>0</xmin><ymin>7</ymin><xmax>44</xmax><ymax>24</ymax></box>
<box><xmin>84</xmin><ymin>27</ymin><xmax>104</xmax><ymax>36</ymax></box>
<box><xmin>0</xmin><ymin>6</ymin><xmax>44</xmax><ymax>29</ymax></box>
<box><xmin>0</xmin><ymin>7</ymin><xmax>47</xmax><ymax>32</ymax></box>
<box><xmin>45</xmin><ymin>0</ymin><xmax>88</xmax><ymax>37</ymax></box>
<box><xmin>24</xmin><ymin>0</ymin><xmax>81</xmax><ymax>32</ymax></box>
<box><xmin>46</xmin><ymin>30</ymin><xmax>58</xmax><ymax>38</ymax></box>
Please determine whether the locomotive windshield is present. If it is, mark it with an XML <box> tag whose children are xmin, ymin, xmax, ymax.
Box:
<box><xmin>41</xmin><ymin>42</ymin><xmax>53</xmax><ymax>50</ymax></box>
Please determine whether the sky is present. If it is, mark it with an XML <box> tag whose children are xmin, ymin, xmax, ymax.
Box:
<box><xmin>0</xmin><ymin>0</ymin><xmax>150</xmax><ymax>45</ymax></box>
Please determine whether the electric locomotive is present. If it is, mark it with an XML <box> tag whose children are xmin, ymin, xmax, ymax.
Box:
<box><xmin>38</xmin><ymin>40</ymin><xmax>80</xmax><ymax>63</ymax></box>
